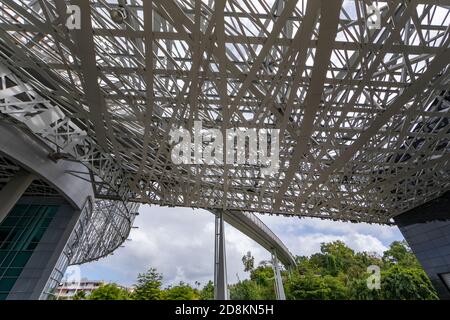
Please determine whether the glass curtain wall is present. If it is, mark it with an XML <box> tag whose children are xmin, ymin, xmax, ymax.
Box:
<box><xmin>0</xmin><ymin>204</ymin><xmax>58</xmax><ymax>299</ymax></box>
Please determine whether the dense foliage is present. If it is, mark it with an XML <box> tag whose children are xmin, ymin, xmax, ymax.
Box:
<box><xmin>280</xmin><ymin>240</ymin><xmax>437</xmax><ymax>300</ymax></box>
<box><xmin>133</xmin><ymin>268</ymin><xmax>164</xmax><ymax>300</ymax></box>
<box><xmin>88</xmin><ymin>283</ymin><xmax>130</xmax><ymax>300</ymax></box>
<box><xmin>83</xmin><ymin>240</ymin><xmax>437</xmax><ymax>300</ymax></box>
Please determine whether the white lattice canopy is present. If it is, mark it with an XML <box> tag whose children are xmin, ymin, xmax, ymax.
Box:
<box><xmin>0</xmin><ymin>0</ymin><xmax>449</xmax><ymax>223</ymax></box>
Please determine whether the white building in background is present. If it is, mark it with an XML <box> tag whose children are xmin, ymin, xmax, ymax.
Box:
<box><xmin>56</xmin><ymin>279</ymin><xmax>133</xmax><ymax>299</ymax></box>
<box><xmin>56</xmin><ymin>280</ymin><xmax>104</xmax><ymax>299</ymax></box>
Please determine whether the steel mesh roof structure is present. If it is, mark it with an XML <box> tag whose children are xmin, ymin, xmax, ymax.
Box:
<box><xmin>0</xmin><ymin>0</ymin><xmax>449</xmax><ymax>224</ymax></box>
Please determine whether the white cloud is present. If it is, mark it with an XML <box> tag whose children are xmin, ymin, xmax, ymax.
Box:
<box><xmin>258</xmin><ymin>214</ymin><xmax>401</xmax><ymax>242</ymax></box>
<box><xmin>79</xmin><ymin>206</ymin><xmax>272</xmax><ymax>287</ymax></box>
<box><xmin>283</xmin><ymin>232</ymin><xmax>388</xmax><ymax>257</ymax></box>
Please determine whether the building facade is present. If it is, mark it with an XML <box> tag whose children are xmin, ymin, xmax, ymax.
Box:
<box><xmin>56</xmin><ymin>280</ymin><xmax>104</xmax><ymax>300</ymax></box>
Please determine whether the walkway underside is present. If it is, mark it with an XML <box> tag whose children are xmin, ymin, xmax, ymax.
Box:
<box><xmin>0</xmin><ymin>1</ymin><xmax>449</xmax><ymax>224</ymax></box>
<box><xmin>214</xmin><ymin>209</ymin><xmax>296</xmax><ymax>268</ymax></box>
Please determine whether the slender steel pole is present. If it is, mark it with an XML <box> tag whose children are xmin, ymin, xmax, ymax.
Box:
<box><xmin>272</xmin><ymin>251</ymin><xmax>286</xmax><ymax>300</ymax></box>
<box><xmin>214</xmin><ymin>211</ymin><xmax>228</xmax><ymax>300</ymax></box>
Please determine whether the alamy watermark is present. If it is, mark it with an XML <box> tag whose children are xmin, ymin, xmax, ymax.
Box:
<box><xmin>64</xmin><ymin>5</ymin><xmax>128</xmax><ymax>30</ymax></box>
<box><xmin>169</xmin><ymin>121</ymin><xmax>280</xmax><ymax>176</ymax></box>
<box><xmin>366</xmin><ymin>4</ymin><xmax>381</xmax><ymax>30</ymax></box>
<box><xmin>66</xmin><ymin>5</ymin><xmax>81</xmax><ymax>30</ymax></box>
<box><xmin>367</xmin><ymin>265</ymin><xmax>381</xmax><ymax>290</ymax></box>
<box><xmin>61</xmin><ymin>3</ymin><xmax>381</xmax><ymax>31</ymax></box>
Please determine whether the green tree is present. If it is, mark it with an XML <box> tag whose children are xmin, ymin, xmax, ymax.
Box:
<box><xmin>242</xmin><ymin>251</ymin><xmax>255</xmax><ymax>272</ymax></box>
<box><xmin>129</xmin><ymin>240</ymin><xmax>438</xmax><ymax>301</ymax></box>
<box><xmin>230</xmin><ymin>280</ymin><xmax>262</xmax><ymax>300</ymax></box>
<box><xmin>354</xmin><ymin>251</ymin><xmax>383</xmax><ymax>270</ymax></box>
<box><xmin>163</xmin><ymin>282</ymin><xmax>199</xmax><ymax>300</ymax></box>
<box><xmin>250</xmin><ymin>264</ymin><xmax>274</xmax><ymax>287</ymax></box>
<box><xmin>286</xmin><ymin>272</ymin><xmax>348</xmax><ymax>300</ymax></box>
<box><xmin>383</xmin><ymin>240</ymin><xmax>420</xmax><ymax>268</ymax></box>
<box><xmin>348</xmin><ymin>277</ymin><xmax>382</xmax><ymax>300</ymax></box>
<box><xmin>295</xmin><ymin>256</ymin><xmax>315</xmax><ymax>275</ymax></box>
<box><xmin>249</xmin><ymin>264</ymin><xmax>276</xmax><ymax>299</ymax></box>
<box><xmin>133</xmin><ymin>268</ymin><xmax>163</xmax><ymax>300</ymax></box>
<box><xmin>199</xmin><ymin>281</ymin><xmax>214</xmax><ymax>300</ymax></box>
<box><xmin>89</xmin><ymin>284</ymin><xmax>129</xmax><ymax>300</ymax></box>
<box><xmin>72</xmin><ymin>290</ymin><xmax>86</xmax><ymax>300</ymax></box>
<box><xmin>322</xmin><ymin>275</ymin><xmax>349</xmax><ymax>299</ymax></box>
<box><xmin>320</xmin><ymin>241</ymin><xmax>357</xmax><ymax>276</ymax></box>
<box><xmin>381</xmin><ymin>265</ymin><xmax>438</xmax><ymax>300</ymax></box>
<box><xmin>286</xmin><ymin>272</ymin><xmax>328</xmax><ymax>299</ymax></box>
<box><xmin>285</xmin><ymin>240</ymin><xmax>438</xmax><ymax>300</ymax></box>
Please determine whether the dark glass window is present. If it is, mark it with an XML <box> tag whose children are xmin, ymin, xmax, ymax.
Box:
<box><xmin>0</xmin><ymin>204</ymin><xmax>58</xmax><ymax>299</ymax></box>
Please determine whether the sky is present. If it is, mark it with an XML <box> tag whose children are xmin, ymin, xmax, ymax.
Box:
<box><xmin>72</xmin><ymin>204</ymin><xmax>403</xmax><ymax>288</ymax></box>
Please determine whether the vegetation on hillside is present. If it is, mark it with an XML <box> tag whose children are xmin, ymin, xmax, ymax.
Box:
<box><xmin>82</xmin><ymin>240</ymin><xmax>437</xmax><ymax>300</ymax></box>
